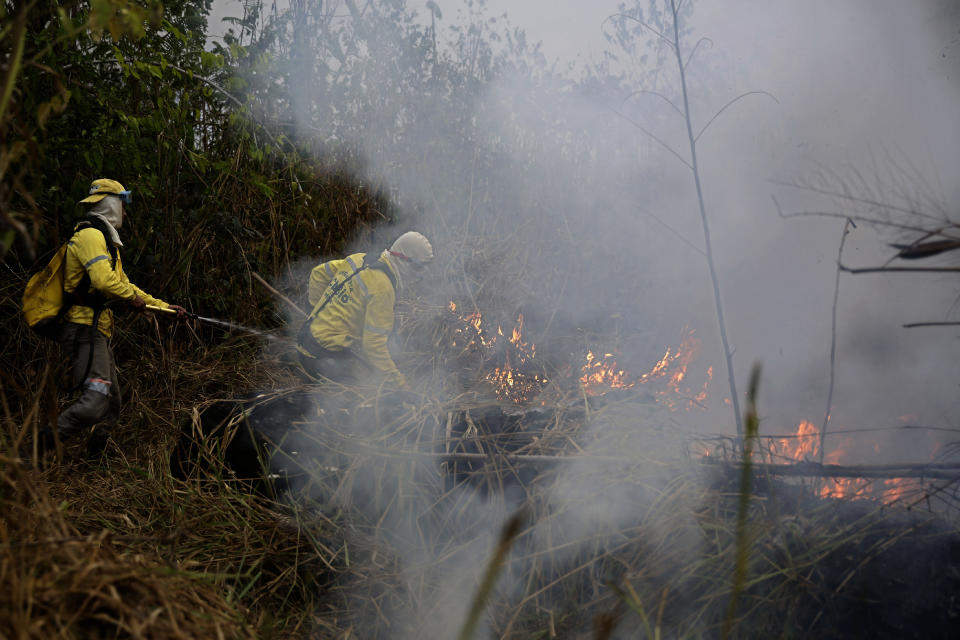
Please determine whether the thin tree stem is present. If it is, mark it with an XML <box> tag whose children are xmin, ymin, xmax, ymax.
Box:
<box><xmin>819</xmin><ymin>219</ymin><xmax>852</xmax><ymax>464</ymax></box>
<box><xmin>670</xmin><ymin>0</ymin><xmax>743</xmax><ymax>439</ymax></box>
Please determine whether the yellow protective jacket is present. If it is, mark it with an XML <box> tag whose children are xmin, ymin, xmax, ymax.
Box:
<box><xmin>301</xmin><ymin>252</ymin><xmax>403</xmax><ymax>385</ymax></box>
<box><xmin>63</xmin><ymin>225</ymin><xmax>169</xmax><ymax>337</ymax></box>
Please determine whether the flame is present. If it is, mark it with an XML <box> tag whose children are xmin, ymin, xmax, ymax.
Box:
<box><xmin>578</xmin><ymin>329</ymin><xmax>711</xmax><ymax>407</ymax></box>
<box><xmin>650</xmin><ymin>331</ymin><xmax>711</xmax><ymax>410</ymax></box>
<box><xmin>730</xmin><ymin>420</ymin><xmax>929</xmax><ymax>505</ymax></box>
<box><xmin>770</xmin><ymin>420</ymin><xmax>819</xmax><ymax>462</ymax></box>
<box><xmin>450</xmin><ymin>303</ymin><xmax>498</xmax><ymax>350</ymax></box>
<box><xmin>482</xmin><ymin>313</ymin><xmax>546</xmax><ymax>403</ymax></box>
<box><xmin>694</xmin><ymin>366</ymin><xmax>713</xmax><ymax>404</ymax></box>
<box><xmin>878</xmin><ymin>478</ymin><xmax>914</xmax><ymax>503</ymax></box>
<box><xmin>579</xmin><ymin>351</ymin><xmax>635</xmax><ymax>396</ymax></box>
<box><xmin>449</xmin><ymin>304</ymin><xmax>710</xmax><ymax>407</ymax></box>
<box><xmin>819</xmin><ymin>478</ymin><xmax>872</xmax><ymax>500</ymax></box>
<box><xmin>449</xmin><ymin>303</ymin><xmax>547</xmax><ymax>403</ymax></box>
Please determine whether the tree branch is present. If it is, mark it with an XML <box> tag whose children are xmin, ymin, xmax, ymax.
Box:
<box><xmin>695</xmin><ymin>90</ymin><xmax>779</xmax><ymax>143</ymax></box>
<box><xmin>683</xmin><ymin>37</ymin><xmax>712</xmax><ymax>70</ymax></box>
<box><xmin>902</xmin><ymin>322</ymin><xmax>960</xmax><ymax>328</ymax></box>
<box><xmin>776</xmin><ymin>207</ymin><xmax>937</xmax><ymax>235</ymax></box>
<box><xmin>769</xmin><ymin>179</ymin><xmax>949</xmax><ymax>224</ymax></box>
<box><xmin>623</xmin><ymin>88</ymin><xmax>683</xmax><ymax>119</ymax></box>
<box><xmin>606</xmin><ymin>12</ymin><xmax>675</xmax><ymax>50</ymax></box>
<box><xmin>840</xmin><ymin>264</ymin><xmax>960</xmax><ymax>274</ymax></box>
<box><xmin>608</xmin><ymin>106</ymin><xmax>691</xmax><ymax>170</ymax></box>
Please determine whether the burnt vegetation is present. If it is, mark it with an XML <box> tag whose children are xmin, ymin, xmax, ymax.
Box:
<box><xmin>2</xmin><ymin>1</ymin><xmax>960</xmax><ymax>639</ymax></box>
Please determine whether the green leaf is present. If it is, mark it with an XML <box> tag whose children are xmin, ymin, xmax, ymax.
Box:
<box><xmin>0</xmin><ymin>230</ymin><xmax>15</xmax><ymax>252</ymax></box>
<box><xmin>200</xmin><ymin>51</ymin><xmax>224</xmax><ymax>71</ymax></box>
<box><xmin>251</xmin><ymin>178</ymin><xmax>275</xmax><ymax>198</ymax></box>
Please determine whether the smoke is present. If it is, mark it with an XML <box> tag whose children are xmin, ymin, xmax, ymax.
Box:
<box><xmin>210</xmin><ymin>0</ymin><xmax>960</xmax><ymax>634</ymax></box>
<box><xmin>680</xmin><ymin>0</ymin><xmax>960</xmax><ymax>440</ymax></box>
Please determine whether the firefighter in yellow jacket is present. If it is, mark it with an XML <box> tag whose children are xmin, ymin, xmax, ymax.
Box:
<box><xmin>296</xmin><ymin>231</ymin><xmax>433</xmax><ymax>386</ymax></box>
<box><xmin>41</xmin><ymin>179</ymin><xmax>187</xmax><ymax>457</ymax></box>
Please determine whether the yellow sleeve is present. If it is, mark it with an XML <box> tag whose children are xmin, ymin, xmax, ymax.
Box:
<box><xmin>360</xmin><ymin>278</ymin><xmax>403</xmax><ymax>386</ymax></box>
<box><xmin>308</xmin><ymin>260</ymin><xmax>338</xmax><ymax>308</ymax></box>
<box><xmin>67</xmin><ymin>228</ymin><xmax>138</xmax><ymax>301</ymax></box>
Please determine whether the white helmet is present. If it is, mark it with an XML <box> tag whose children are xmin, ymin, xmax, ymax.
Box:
<box><xmin>389</xmin><ymin>231</ymin><xmax>434</xmax><ymax>266</ymax></box>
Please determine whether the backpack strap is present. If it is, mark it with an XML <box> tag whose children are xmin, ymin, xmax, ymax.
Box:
<box><xmin>362</xmin><ymin>251</ymin><xmax>398</xmax><ymax>291</ymax></box>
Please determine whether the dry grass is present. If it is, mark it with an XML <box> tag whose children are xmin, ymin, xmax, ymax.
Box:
<box><xmin>0</xmin><ymin>451</ymin><xmax>255</xmax><ymax>639</ymax></box>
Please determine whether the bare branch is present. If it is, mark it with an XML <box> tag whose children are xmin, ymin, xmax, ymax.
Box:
<box><xmin>684</xmin><ymin>37</ymin><xmax>712</xmax><ymax>70</ymax></box>
<box><xmin>840</xmin><ymin>264</ymin><xmax>960</xmax><ymax>274</ymax></box>
<box><xmin>890</xmin><ymin>238</ymin><xmax>960</xmax><ymax>260</ymax></box>
<box><xmin>251</xmin><ymin>271</ymin><xmax>307</xmax><ymax>317</ymax></box>
<box><xmin>638</xmin><ymin>207</ymin><xmax>706</xmax><ymax>257</ymax></box>
<box><xmin>903</xmin><ymin>322</ymin><xmax>960</xmax><ymax>328</ymax></box>
<box><xmin>769</xmin><ymin>179</ymin><xmax>949</xmax><ymax>225</ymax></box>
<box><xmin>603</xmin><ymin>12</ymin><xmax>675</xmax><ymax>50</ymax></box>
<box><xmin>776</xmin><ymin>208</ymin><xmax>937</xmax><ymax>235</ymax></box>
<box><xmin>695</xmin><ymin>91</ymin><xmax>779</xmax><ymax>143</ymax></box>
<box><xmin>608</xmin><ymin>107</ymin><xmax>691</xmax><ymax>170</ymax></box>
<box><xmin>882</xmin><ymin>229</ymin><xmax>951</xmax><ymax>266</ymax></box>
<box><xmin>622</xmin><ymin>89</ymin><xmax>683</xmax><ymax>119</ymax></box>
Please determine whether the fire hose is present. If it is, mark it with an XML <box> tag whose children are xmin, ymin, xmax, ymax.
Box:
<box><xmin>146</xmin><ymin>304</ymin><xmax>288</xmax><ymax>342</ymax></box>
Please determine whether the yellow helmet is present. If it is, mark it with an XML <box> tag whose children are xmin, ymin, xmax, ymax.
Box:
<box><xmin>79</xmin><ymin>178</ymin><xmax>132</xmax><ymax>205</ymax></box>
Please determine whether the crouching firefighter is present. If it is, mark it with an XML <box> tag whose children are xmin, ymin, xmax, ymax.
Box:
<box><xmin>296</xmin><ymin>231</ymin><xmax>434</xmax><ymax>387</ymax></box>
<box><xmin>29</xmin><ymin>179</ymin><xmax>188</xmax><ymax>458</ymax></box>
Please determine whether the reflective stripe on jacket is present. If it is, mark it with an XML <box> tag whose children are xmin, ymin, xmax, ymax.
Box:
<box><xmin>63</xmin><ymin>226</ymin><xmax>169</xmax><ymax>337</ymax></box>
<box><xmin>303</xmin><ymin>252</ymin><xmax>403</xmax><ymax>385</ymax></box>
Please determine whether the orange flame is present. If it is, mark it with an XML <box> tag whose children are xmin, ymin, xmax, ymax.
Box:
<box><xmin>579</xmin><ymin>351</ymin><xmax>635</xmax><ymax>396</ymax></box>
<box><xmin>450</xmin><ymin>304</ymin><xmax>711</xmax><ymax>407</ymax></box>
<box><xmin>578</xmin><ymin>329</ymin><xmax>711</xmax><ymax>407</ymax></box>
<box><xmin>769</xmin><ymin>420</ymin><xmax>819</xmax><ymax>462</ymax></box>
<box><xmin>730</xmin><ymin>420</ymin><xmax>929</xmax><ymax>505</ymax></box>
<box><xmin>449</xmin><ymin>303</ymin><xmax>546</xmax><ymax>403</ymax></box>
